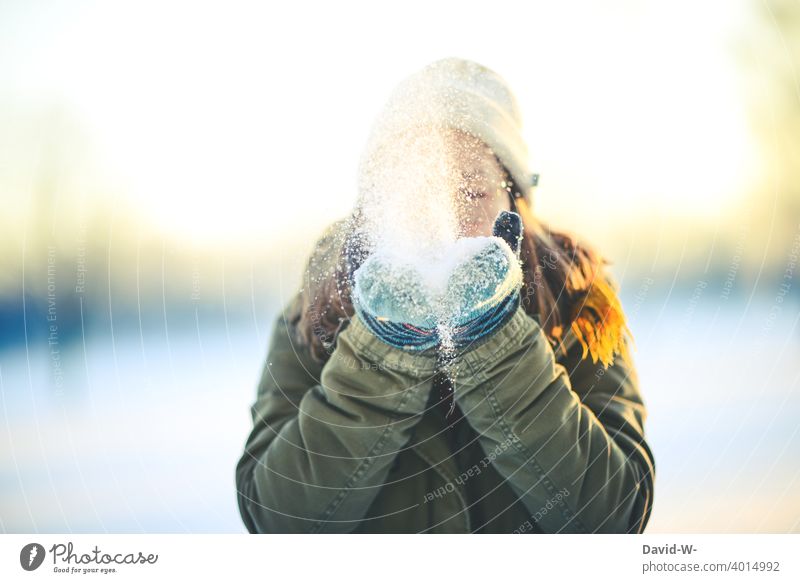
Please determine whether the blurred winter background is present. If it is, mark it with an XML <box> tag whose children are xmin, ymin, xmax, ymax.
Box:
<box><xmin>1</xmin><ymin>0</ymin><xmax>798</xmax><ymax>533</ymax></box>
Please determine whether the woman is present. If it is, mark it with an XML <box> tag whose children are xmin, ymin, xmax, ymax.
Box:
<box><xmin>236</xmin><ymin>58</ymin><xmax>655</xmax><ymax>533</ymax></box>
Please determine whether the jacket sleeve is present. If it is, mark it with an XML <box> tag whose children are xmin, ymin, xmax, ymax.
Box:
<box><xmin>235</xmin><ymin>300</ymin><xmax>437</xmax><ymax>533</ymax></box>
<box><xmin>452</xmin><ymin>305</ymin><xmax>655</xmax><ymax>533</ymax></box>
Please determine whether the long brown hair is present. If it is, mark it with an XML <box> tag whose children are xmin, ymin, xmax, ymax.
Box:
<box><xmin>291</xmin><ymin>173</ymin><xmax>633</xmax><ymax>369</ymax></box>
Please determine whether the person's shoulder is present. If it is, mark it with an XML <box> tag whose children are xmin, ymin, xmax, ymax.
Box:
<box><xmin>304</xmin><ymin>217</ymin><xmax>351</xmax><ymax>277</ymax></box>
<box><xmin>315</xmin><ymin>217</ymin><xmax>351</xmax><ymax>245</ymax></box>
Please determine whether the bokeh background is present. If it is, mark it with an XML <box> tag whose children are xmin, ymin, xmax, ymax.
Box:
<box><xmin>1</xmin><ymin>0</ymin><xmax>798</xmax><ymax>533</ymax></box>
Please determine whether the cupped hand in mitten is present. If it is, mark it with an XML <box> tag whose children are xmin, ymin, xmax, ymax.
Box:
<box><xmin>352</xmin><ymin>210</ymin><xmax>524</xmax><ymax>352</ymax></box>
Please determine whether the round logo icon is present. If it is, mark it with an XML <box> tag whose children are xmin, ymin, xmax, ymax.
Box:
<box><xmin>20</xmin><ymin>543</ymin><xmax>46</xmax><ymax>571</ymax></box>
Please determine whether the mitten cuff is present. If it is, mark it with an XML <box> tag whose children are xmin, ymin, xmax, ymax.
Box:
<box><xmin>342</xmin><ymin>311</ymin><xmax>440</xmax><ymax>378</ymax></box>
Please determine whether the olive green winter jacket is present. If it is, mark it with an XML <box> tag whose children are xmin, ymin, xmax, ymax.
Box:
<box><xmin>235</xmin><ymin>230</ymin><xmax>655</xmax><ymax>534</ymax></box>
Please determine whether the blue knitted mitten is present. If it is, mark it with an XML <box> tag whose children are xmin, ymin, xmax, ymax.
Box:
<box><xmin>352</xmin><ymin>210</ymin><xmax>524</xmax><ymax>353</ymax></box>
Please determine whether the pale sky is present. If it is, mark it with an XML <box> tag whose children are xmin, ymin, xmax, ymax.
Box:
<box><xmin>0</xmin><ymin>0</ymin><xmax>761</xmax><ymax>250</ymax></box>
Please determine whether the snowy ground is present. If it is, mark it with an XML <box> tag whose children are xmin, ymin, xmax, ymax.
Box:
<box><xmin>0</xmin><ymin>291</ymin><xmax>798</xmax><ymax>533</ymax></box>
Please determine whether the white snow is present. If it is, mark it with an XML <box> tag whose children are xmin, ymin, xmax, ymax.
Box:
<box><xmin>369</xmin><ymin>236</ymin><xmax>497</xmax><ymax>295</ymax></box>
<box><xmin>347</xmin><ymin>63</ymin><xmax>521</xmax><ymax>354</ymax></box>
